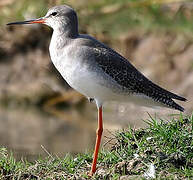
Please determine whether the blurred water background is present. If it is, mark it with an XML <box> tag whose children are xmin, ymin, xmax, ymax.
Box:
<box><xmin>0</xmin><ymin>0</ymin><xmax>193</xmax><ymax>160</ymax></box>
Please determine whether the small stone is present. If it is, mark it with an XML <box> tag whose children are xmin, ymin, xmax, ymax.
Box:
<box><xmin>114</xmin><ymin>161</ymin><xmax>127</xmax><ymax>174</ymax></box>
<box><xmin>97</xmin><ymin>168</ymin><xmax>106</xmax><ymax>175</ymax></box>
<box><xmin>120</xmin><ymin>175</ymin><xmax>130</xmax><ymax>180</ymax></box>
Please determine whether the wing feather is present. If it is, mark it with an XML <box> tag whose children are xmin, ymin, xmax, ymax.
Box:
<box><xmin>91</xmin><ymin>47</ymin><xmax>186</xmax><ymax>111</ymax></box>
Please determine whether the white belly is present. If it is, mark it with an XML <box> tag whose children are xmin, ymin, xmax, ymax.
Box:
<box><xmin>53</xmin><ymin>55</ymin><xmax>118</xmax><ymax>102</ymax></box>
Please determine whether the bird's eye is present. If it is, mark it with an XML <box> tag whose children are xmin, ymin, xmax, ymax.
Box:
<box><xmin>51</xmin><ymin>12</ymin><xmax>57</xmax><ymax>16</ymax></box>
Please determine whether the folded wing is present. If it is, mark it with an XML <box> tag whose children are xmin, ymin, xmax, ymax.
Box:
<box><xmin>92</xmin><ymin>47</ymin><xmax>186</xmax><ymax>112</ymax></box>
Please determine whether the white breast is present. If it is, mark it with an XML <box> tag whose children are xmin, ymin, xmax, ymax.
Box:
<box><xmin>52</xmin><ymin>53</ymin><xmax>115</xmax><ymax>100</ymax></box>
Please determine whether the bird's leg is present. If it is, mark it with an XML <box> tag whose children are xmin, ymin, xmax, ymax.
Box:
<box><xmin>90</xmin><ymin>106</ymin><xmax>103</xmax><ymax>175</ymax></box>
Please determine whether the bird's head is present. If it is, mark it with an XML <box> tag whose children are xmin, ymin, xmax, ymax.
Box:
<box><xmin>7</xmin><ymin>5</ymin><xmax>78</xmax><ymax>33</ymax></box>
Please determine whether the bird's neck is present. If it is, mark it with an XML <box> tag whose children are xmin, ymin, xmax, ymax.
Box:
<box><xmin>49</xmin><ymin>20</ymin><xmax>79</xmax><ymax>60</ymax></box>
<box><xmin>51</xmin><ymin>29</ymin><xmax>77</xmax><ymax>50</ymax></box>
<box><xmin>54</xmin><ymin>21</ymin><xmax>79</xmax><ymax>39</ymax></box>
<box><xmin>50</xmin><ymin>28</ymin><xmax>77</xmax><ymax>61</ymax></box>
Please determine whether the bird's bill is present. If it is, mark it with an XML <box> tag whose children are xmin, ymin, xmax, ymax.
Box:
<box><xmin>7</xmin><ymin>17</ymin><xmax>46</xmax><ymax>25</ymax></box>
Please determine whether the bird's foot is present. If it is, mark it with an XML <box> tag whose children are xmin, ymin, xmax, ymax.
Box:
<box><xmin>87</xmin><ymin>170</ymin><xmax>94</xmax><ymax>177</ymax></box>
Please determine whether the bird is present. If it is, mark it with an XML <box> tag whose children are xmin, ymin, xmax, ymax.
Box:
<box><xmin>7</xmin><ymin>5</ymin><xmax>186</xmax><ymax>175</ymax></box>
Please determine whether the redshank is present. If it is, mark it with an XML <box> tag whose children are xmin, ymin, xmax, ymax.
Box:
<box><xmin>7</xmin><ymin>5</ymin><xmax>186</xmax><ymax>175</ymax></box>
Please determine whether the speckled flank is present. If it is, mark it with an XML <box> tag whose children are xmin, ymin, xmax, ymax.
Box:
<box><xmin>90</xmin><ymin>47</ymin><xmax>186</xmax><ymax>111</ymax></box>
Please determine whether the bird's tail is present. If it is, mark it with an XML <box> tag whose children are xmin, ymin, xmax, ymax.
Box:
<box><xmin>153</xmin><ymin>93</ymin><xmax>186</xmax><ymax>112</ymax></box>
<box><xmin>166</xmin><ymin>99</ymin><xmax>185</xmax><ymax>112</ymax></box>
<box><xmin>165</xmin><ymin>90</ymin><xmax>187</xmax><ymax>102</ymax></box>
<box><xmin>146</xmin><ymin>79</ymin><xmax>187</xmax><ymax>112</ymax></box>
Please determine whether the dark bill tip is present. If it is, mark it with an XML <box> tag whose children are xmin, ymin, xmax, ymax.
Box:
<box><xmin>6</xmin><ymin>18</ymin><xmax>45</xmax><ymax>26</ymax></box>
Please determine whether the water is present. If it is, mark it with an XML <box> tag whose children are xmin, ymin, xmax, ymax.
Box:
<box><xmin>0</xmin><ymin>102</ymin><xmax>117</xmax><ymax>161</ymax></box>
<box><xmin>0</xmin><ymin>99</ymin><xmax>173</xmax><ymax>161</ymax></box>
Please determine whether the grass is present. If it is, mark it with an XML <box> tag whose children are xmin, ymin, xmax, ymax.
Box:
<box><xmin>0</xmin><ymin>113</ymin><xmax>193</xmax><ymax>179</ymax></box>
<box><xmin>77</xmin><ymin>0</ymin><xmax>193</xmax><ymax>36</ymax></box>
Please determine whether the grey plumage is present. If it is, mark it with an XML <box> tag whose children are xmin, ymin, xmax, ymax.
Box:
<box><xmin>71</xmin><ymin>35</ymin><xmax>186</xmax><ymax>112</ymax></box>
<box><xmin>49</xmin><ymin>5</ymin><xmax>187</xmax><ymax>112</ymax></box>
<box><xmin>93</xmin><ymin>46</ymin><xmax>186</xmax><ymax>111</ymax></box>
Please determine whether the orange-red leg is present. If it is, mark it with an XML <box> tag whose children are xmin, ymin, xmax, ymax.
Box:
<box><xmin>90</xmin><ymin>106</ymin><xmax>103</xmax><ymax>175</ymax></box>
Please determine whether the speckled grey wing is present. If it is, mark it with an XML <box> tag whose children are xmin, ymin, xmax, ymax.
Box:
<box><xmin>92</xmin><ymin>47</ymin><xmax>186</xmax><ymax>112</ymax></box>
